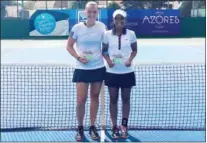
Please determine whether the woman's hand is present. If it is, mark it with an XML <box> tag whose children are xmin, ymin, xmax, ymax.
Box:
<box><xmin>125</xmin><ymin>59</ymin><xmax>132</xmax><ymax>67</ymax></box>
<box><xmin>78</xmin><ymin>57</ymin><xmax>88</xmax><ymax>64</ymax></box>
<box><xmin>108</xmin><ymin>60</ymin><xmax>115</xmax><ymax>68</ymax></box>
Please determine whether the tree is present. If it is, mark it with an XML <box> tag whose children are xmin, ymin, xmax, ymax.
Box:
<box><xmin>107</xmin><ymin>2</ymin><xmax>121</xmax><ymax>9</ymax></box>
<box><xmin>121</xmin><ymin>0</ymin><xmax>163</xmax><ymax>9</ymax></box>
<box><xmin>71</xmin><ymin>0</ymin><xmax>98</xmax><ymax>9</ymax></box>
<box><xmin>179</xmin><ymin>1</ymin><xmax>192</xmax><ymax>17</ymax></box>
<box><xmin>192</xmin><ymin>0</ymin><xmax>205</xmax><ymax>9</ymax></box>
<box><xmin>121</xmin><ymin>0</ymin><xmax>144</xmax><ymax>9</ymax></box>
<box><xmin>1</xmin><ymin>1</ymin><xmax>14</xmax><ymax>18</ymax></box>
<box><xmin>54</xmin><ymin>0</ymin><xmax>69</xmax><ymax>8</ymax></box>
<box><xmin>121</xmin><ymin>0</ymin><xmax>180</xmax><ymax>9</ymax></box>
<box><xmin>23</xmin><ymin>1</ymin><xmax>35</xmax><ymax>10</ymax></box>
<box><xmin>1</xmin><ymin>5</ymin><xmax>7</xmax><ymax>18</ymax></box>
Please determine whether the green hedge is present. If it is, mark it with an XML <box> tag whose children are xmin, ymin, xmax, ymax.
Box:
<box><xmin>1</xmin><ymin>17</ymin><xmax>205</xmax><ymax>39</ymax></box>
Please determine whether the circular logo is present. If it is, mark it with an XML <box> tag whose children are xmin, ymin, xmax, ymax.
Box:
<box><xmin>34</xmin><ymin>13</ymin><xmax>56</xmax><ymax>35</ymax></box>
<box><xmin>154</xmin><ymin>11</ymin><xmax>164</xmax><ymax>29</ymax></box>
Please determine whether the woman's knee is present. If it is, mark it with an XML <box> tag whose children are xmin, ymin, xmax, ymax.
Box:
<box><xmin>76</xmin><ymin>83</ymin><xmax>89</xmax><ymax>105</ymax></box>
<box><xmin>91</xmin><ymin>92</ymin><xmax>99</xmax><ymax>101</ymax></box>
<box><xmin>90</xmin><ymin>82</ymin><xmax>102</xmax><ymax>101</ymax></box>
<box><xmin>122</xmin><ymin>96</ymin><xmax>130</xmax><ymax>104</ymax></box>
<box><xmin>121</xmin><ymin>88</ymin><xmax>131</xmax><ymax>104</ymax></box>
<box><xmin>77</xmin><ymin>95</ymin><xmax>87</xmax><ymax>105</ymax></box>
<box><xmin>121</xmin><ymin>93</ymin><xmax>130</xmax><ymax>104</ymax></box>
<box><xmin>109</xmin><ymin>87</ymin><xmax>119</xmax><ymax>105</ymax></box>
<box><xmin>91</xmin><ymin>96</ymin><xmax>99</xmax><ymax>105</ymax></box>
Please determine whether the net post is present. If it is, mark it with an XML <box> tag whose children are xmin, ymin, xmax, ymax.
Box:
<box><xmin>100</xmin><ymin>81</ymin><xmax>105</xmax><ymax>142</ymax></box>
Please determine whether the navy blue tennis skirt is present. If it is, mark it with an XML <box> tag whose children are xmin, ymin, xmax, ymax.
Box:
<box><xmin>72</xmin><ymin>67</ymin><xmax>106</xmax><ymax>83</ymax></box>
<box><xmin>105</xmin><ymin>72</ymin><xmax>136</xmax><ymax>88</ymax></box>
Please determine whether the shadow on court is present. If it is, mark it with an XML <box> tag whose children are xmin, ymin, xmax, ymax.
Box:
<box><xmin>80</xmin><ymin>135</ymin><xmax>89</xmax><ymax>142</ymax></box>
<box><xmin>82</xmin><ymin>131</ymin><xmax>101</xmax><ymax>142</ymax></box>
<box><xmin>105</xmin><ymin>130</ymin><xmax>140</xmax><ymax>142</ymax></box>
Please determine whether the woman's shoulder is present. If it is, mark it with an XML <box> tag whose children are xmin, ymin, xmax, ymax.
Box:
<box><xmin>96</xmin><ymin>21</ymin><xmax>105</xmax><ymax>27</ymax></box>
<box><xmin>104</xmin><ymin>29</ymin><xmax>113</xmax><ymax>35</ymax></box>
<box><xmin>96</xmin><ymin>21</ymin><xmax>108</xmax><ymax>30</ymax></box>
<box><xmin>126</xmin><ymin>29</ymin><xmax>135</xmax><ymax>34</ymax></box>
<box><xmin>72</xmin><ymin>22</ymin><xmax>84</xmax><ymax>29</ymax></box>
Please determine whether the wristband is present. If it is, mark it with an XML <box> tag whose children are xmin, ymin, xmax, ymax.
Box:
<box><xmin>103</xmin><ymin>51</ymin><xmax>109</xmax><ymax>56</ymax></box>
<box><xmin>77</xmin><ymin>56</ymin><xmax>81</xmax><ymax>61</ymax></box>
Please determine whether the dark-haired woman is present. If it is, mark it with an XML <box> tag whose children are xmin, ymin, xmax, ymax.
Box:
<box><xmin>102</xmin><ymin>9</ymin><xmax>137</xmax><ymax>139</ymax></box>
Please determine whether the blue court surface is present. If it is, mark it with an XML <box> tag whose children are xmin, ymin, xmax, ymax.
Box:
<box><xmin>1</xmin><ymin>130</ymin><xmax>205</xmax><ymax>142</ymax></box>
<box><xmin>1</xmin><ymin>38</ymin><xmax>205</xmax><ymax>142</ymax></box>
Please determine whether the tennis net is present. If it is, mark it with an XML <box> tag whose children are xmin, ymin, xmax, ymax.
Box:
<box><xmin>1</xmin><ymin>63</ymin><xmax>205</xmax><ymax>131</ymax></box>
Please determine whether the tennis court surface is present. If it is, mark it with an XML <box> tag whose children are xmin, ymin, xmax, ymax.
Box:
<box><xmin>1</xmin><ymin>38</ymin><xmax>205</xmax><ymax>142</ymax></box>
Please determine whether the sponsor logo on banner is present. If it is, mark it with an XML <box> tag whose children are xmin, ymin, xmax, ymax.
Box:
<box><xmin>78</xmin><ymin>10</ymin><xmax>87</xmax><ymax>22</ymax></box>
<box><xmin>142</xmin><ymin>11</ymin><xmax>179</xmax><ymax>32</ymax></box>
<box><xmin>78</xmin><ymin>10</ymin><xmax>100</xmax><ymax>23</ymax></box>
<box><xmin>141</xmin><ymin>10</ymin><xmax>180</xmax><ymax>34</ymax></box>
<box><xmin>30</xmin><ymin>10</ymin><xmax>70</xmax><ymax>36</ymax></box>
<box><xmin>34</xmin><ymin>13</ymin><xmax>56</xmax><ymax>35</ymax></box>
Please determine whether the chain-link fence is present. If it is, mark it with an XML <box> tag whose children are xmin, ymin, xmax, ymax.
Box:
<box><xmin>1</xmin><ymin>0</ymin><xmax>206</xmax><ymax>19</ymax></box>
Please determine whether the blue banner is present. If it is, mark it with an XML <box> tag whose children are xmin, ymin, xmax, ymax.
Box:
<box><xmin>138</xmin><ymin>10</ymin><xmax>180</xmax><ymax>35</ymax></box>
<box><xmin>30</xmin><ymin>9</ymin><xmax>180</xmax><ymax>36</ymax></box>
<box><xmin>30</xmin><ymin>10</ymin><xmax>70</xmax><ymax>36</ymax></box>
<box><xmin>68</xmin><ymin>9</ymin><xmax>108</xmax><ymax>32</ymax></box>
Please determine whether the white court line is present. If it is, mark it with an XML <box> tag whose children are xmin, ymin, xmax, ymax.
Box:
<box><xmin>101</xmin><ymin>130</ymin><xmax>105</xmax><ymax>142</ymax></box>
<box><xmin>2</xmin><ymin>48</ymin><xmax>24</xmax><ymax>58</ymax></box>
<box><xmin>184</xmin><ymin>46</ymin><xmax>205</xmax><ymax>55</ymax></box>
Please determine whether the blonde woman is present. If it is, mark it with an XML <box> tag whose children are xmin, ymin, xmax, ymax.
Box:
<box><xmin>67</xmin><ymin>1</ymin><xmax>106</xmax><ymax>141</ymax></box>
